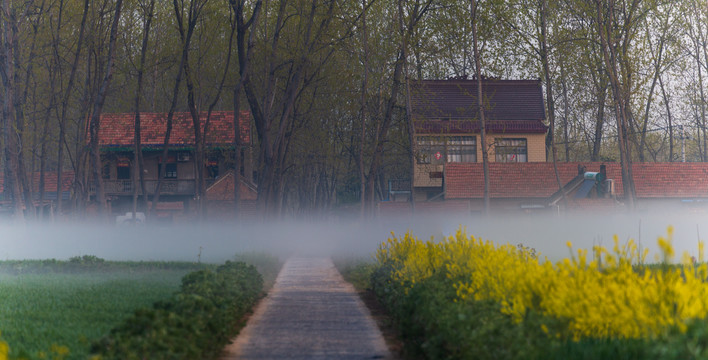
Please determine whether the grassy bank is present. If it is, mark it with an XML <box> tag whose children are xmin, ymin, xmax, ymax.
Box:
<box><xmin>0</xmin><ymin>262</ymin><xmax>201</xmax><ymax>359</ymax></box>
<box><xmin>0</xmin><ymin>253</ymin><xmax>281</xmax><ymax>360</ymax></box>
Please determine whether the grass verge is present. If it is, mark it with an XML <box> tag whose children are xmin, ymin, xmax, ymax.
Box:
<box><xmin>0</xmin><ymin>261</ymin><xmax>203</xmax><ymax>360</ymax></box>
<box><xmin>336</xmin><ymin>258</ymin><xmax>404</xmax><ymax>359</ymax></box>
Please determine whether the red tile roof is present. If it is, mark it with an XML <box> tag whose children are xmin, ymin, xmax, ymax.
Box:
<box><xmin>411</xmin><ymin>79</ymin><xmax>548</xmax><ymax>134</ymax></box>
<box><xmin>0</xmin><ymin>171</ymin><xmax>74</xmax><ymax>193</ymax></box>
<box><xmin>445</xmin><ymin>162</ymin><xmax>708</xmax><ymax>199</ymax></box>
<box><xmin>99</xmin><ymin>111</ymin><xmax>251</xmax><ymax>147</ymax></box>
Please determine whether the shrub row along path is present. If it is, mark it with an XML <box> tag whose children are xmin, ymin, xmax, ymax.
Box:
<box><xmin>221</xmin><ymin>257</ymin><xmax>393</xmax><ymax>360</ymax></box>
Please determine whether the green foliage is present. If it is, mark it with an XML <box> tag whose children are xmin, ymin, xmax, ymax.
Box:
<box><xmin>91</xmin><ymin>261</ymin><xmax>263</xmax><ymax>360</ymax></box>
<box><xmin>231</xmin><ymin>252</ymin><xmax>282</xmax><ymax>289</ymax></box>
<box><xmin>336</xmin><ymin>259</ymin><xmax>376</xmax><ymax>291</ymax></box>
<box><xmin>370</xmin><ymin>254</ymin><xmax>708</xmax><ymax>360</ymax></box>
<box><xmin>0</xmin><ymin>259</ymin><xmax>207</xmax><ymax>275</ymax></box>
<box><xmin>68</xmin><ymin>255</ymin><xmax>105</xmax><ymax>265</ymax></box>
<box><xmin>0</xmin><ymin>267</ymin><xmax>196</xmax><ymax>360</ymax></box>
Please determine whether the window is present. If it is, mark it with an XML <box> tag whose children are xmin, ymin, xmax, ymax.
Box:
<box><xmin>117</xmin><ymin>159</ymin><xmax>131</xmax><ymax>180</ymax></box>
<box><xmin>447</xmin><ymin>136</ymin><xmax>476</xmax><ymax>162</ymax></box>
<box><xmin>164</xmin><ymin>163</ymin><xmax>177</xmax><ymax>178</ymax></box>
<box><xmin>416</xmin><ymin>136</ymin><xmax>476</xmax><ymax>164</ymax></box>
<box><xmin>207</xmin><ymin>158</ymin><xmax>219</xmax><ymax>178</ymax></box>
<box><xmin>158</xmin><ymin>156</ymin><xmax>177</xmax><ymax>179</ymax></box>
<box><xmin>495</xmin><ymin>138</ymin><xmax>528</xmax><ymax>162</ymax></box>
<box><xmin>416</xmin><ymin>136</ymin><xmax>445</xmax><ymax>165</ymax></box>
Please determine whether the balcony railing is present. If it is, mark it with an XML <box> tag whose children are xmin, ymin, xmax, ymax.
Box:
<box><xmin>99</xmin><ymin>180</ymin><xmax>196</xmax><ymax>195</ymax></box>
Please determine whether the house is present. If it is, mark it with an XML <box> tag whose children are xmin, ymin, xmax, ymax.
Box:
<box><xmin>96</xmin><ymin>111</ymin><xmax>256</xmax><ymax>218</ymax></box>
<box><xmin>0</xmin><ymin>171</ymin><xmax>73</xmax><ymax>217</ymax></box>
<box><xmin>410</xmin><ymin>78</ymin><xmax>548</xmax><ymax>201</ymax></box>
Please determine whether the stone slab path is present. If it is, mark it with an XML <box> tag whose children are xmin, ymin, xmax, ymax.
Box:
<box><xmin>221</xmin><ymin>257</ymin><xmax>393</xmax><ymax>360</ymax></box>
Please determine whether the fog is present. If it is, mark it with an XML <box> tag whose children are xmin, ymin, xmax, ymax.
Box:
<box><xmin>0</xmin><ymin>210</ymin><xmax>705</xmax><ymax>263</ymax></box>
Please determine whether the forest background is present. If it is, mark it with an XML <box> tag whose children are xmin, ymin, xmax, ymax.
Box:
<box><xmin>1</xmin><ymin>0</ymin><xmax>707</xmax><ymax>220</ymax></box>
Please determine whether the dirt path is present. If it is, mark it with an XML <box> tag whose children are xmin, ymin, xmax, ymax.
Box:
<box><xmin>221</xmin><ymin>257</ymin><xmax>393</xmax><ymax>360</ymax></box>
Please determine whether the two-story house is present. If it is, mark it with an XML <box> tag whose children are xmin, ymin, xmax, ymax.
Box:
<box><xmin>97</xmin><ymin>111</ymin><xmax>255</xmax><ymax>217</ymax></box>
<box><xmin>410</xmin><ymin>78</ymin><xmax>548</xmax><ymax>201</ymax></box>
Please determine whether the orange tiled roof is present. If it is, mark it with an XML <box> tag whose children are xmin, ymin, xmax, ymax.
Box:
<box><xmin>445</xmin><ymin>162</ymin><xmax>708</xmax><ymax>199</ymax></box>
<box><xmin>0</xmin><ymin>171</ymin><xmax>74</xmax><ymax>193</ymax></box>
<box><xmin>99</xmin><ymin>111</ymin><xmax>251</xmax><ymax>147</ymax></box>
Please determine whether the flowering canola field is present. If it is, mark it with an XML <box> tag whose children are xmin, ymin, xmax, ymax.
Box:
<box><xmin>375</xmin><ymin>226</ymin><xmax>708</xmax><ymax>341</ymax></box>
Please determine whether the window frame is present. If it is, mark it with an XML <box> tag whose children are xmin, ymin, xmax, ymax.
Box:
<box><xmin>415</xmin><ymin>136</ymin><xmax>445</xmax><ymax>165</ymax></box>
<box><xmin>494</xmin><ymin>138</ymin><xmax>528</xmax><ymax>163</ymax></box>
<box><xmin>116</xmin><ymin>158</ymin><xmax>131</xmax><ymax>180</ymax></box>
<box><xmin>158</xmin><ymin>156</ymin><xmax>178</xmax><ymax>179</ymax></box>
<box><xmin>446</xmin><ymin>136</ymin><xmax>477</xmax><ymax>163</ymax></box>
<box><xmin>415</xmin><ymin>136</ymin><xmax>477</xmax><ymax>164</ymax></box>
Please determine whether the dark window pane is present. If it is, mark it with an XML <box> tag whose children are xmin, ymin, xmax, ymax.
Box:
<box><xmin>158</xmin><ymin>163</ymin><xmax>177</xmax><ymax>179</ymax></box>
<box><xmin>117</xmin><ymin>165</ymin><xmax>130</xmax><ymax>180</ymax></box>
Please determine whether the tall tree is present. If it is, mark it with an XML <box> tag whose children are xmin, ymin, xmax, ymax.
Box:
<box><xmin>88</xmin><ymin>0</ymin><xmax>124</xmax><ymax>217</ymax></box>
<box><xmin>131</xmin><ymin>0</ymin><xmax>156</xmax><ymax>221</ymax></box>
<box><xmin>53</xmin><ymin>0</ymin><xmax>90</xmax><ymax>219</ymax></box>
<box><xmin>593</xmin><ymin>0</ymin><xmax>639</xmax><ymax>208</ymax></box>
<box><xmin>229</xmin><ymin>0</ymin><xmax>262</xmax><ymax>218</ymax></box>
<box><xmin>359</xmin><ymin>0</ymin><xmax>369</xmax><ymax>218</ymax></box>
<box><xmin>0</xmin><ymin>0</ymin><xmax>25</xmax><ymax>222</ymax></box>
<box><xmin>469</xmin><ymin>0</ymin><xmax>489</xmax><ymax>213</ymax></box>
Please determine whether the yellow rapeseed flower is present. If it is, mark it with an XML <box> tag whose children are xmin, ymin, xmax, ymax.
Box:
<box><xmin>376</xmin><ymin>226</ymin><xmax>708</xmax><ymax>340</ymax></box>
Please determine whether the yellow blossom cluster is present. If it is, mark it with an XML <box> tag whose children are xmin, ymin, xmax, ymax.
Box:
<box><xmin>375</xmin><ymin>226</ymin><xmax>708</xmax><ymax>340</ymax></box>
<box><xmin>0</xmin><ymin>331</ymin><xmax>8</xmax><ymax>360</ymax></box>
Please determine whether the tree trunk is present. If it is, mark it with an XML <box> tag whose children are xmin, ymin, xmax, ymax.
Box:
<box><xmin>132</xmin><ymin>0</ymin><xmax>156</xmax><ymax>222</ymax></box>
<box><xmin>398</xmin><ymin>0</ymin><xmax>416</xmax><ymax>213</ymax></box>
<box><xmin>558</xmin><ymin>56</ymin><xmax>572</xmax><ymax>162</ymax></box>
<box><xmin>658</xmin><ymin>74</ymin><xmax>673</xmax><ymax>161</ymax></box>
<box><xmin>539</xmin><ymin>0</ymin><xmax>567</xmax><ymax>209</ymax></box>
<box><xmin>359</xmin><ymin>0</ymin><xmax>369</xmax><ymax>218</ymax></box>
<box><xmin>230</xmin><ymin>0</ymin><xmax>262</xmax><ymax>219</ymax></box>
<box><xmin>594</xmin><ymin>0</ymin><xmax>636</xmax><ymax>208</ymax></box>
<box><xmin>173</xmin><ymin>0</ymin><xmax>212</xmax><ymax>220</ymax></box>
<box><xmin>55</xmin><ymin>0</ymin><xmax>89</xmax><ymax>219</ymax></box>
<box><xmin>89</xmin><ymin>0</ymin><xmax>124</xmax><ymax>218</ymax></box>
<box><xmin>1</xmin><ymin>0</ymin><xmax>25</xmax><ymax>222</ymax></box>
<box><xmin>367</xmin><ymin>50</ymin><xmax>404</xmax><ymax>215</ymax></box>
<box><xmin>470</xmin><ymin>0</ymin><xmax>489</xmax><ymax>214</ymax></box>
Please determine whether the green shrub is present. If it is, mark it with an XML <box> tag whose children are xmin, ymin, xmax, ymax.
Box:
<box><xmin>369</xmin><ymin>254</ymin><xmax>695</xmax><ymax>360</ymax></box>
<box><xmin>91</xmin><ymin>261</ymin><xmax>263</xmax><ymax>360</ymax></box>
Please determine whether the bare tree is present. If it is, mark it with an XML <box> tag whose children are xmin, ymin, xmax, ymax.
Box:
<box><xmin>1</xmin><ymin>0</ymin><xmax>26</xmax><ymax>222</ymax></box>
<box><xmin>88</xmin><ymin>0</ymin><xmax>124</xmax><ymax>217</ymax></box>
<box><xmin>229</xmin><ymin>0</ymin><xmax>262</xmax><ymax>218</ymax></box>
<box><xmin>594</xmin><ymin>0</ymin><xmax>638</xmax><ymax>208</ymax></box>
<box><xmin>469</xmin><ymin>0</ymin><xmax>489</xmax><ymax>213</ymax></box>
<box><xmin>131</xmin><ymin>0</ymin><xmax>156</xmax><ymax>221</ymax></box>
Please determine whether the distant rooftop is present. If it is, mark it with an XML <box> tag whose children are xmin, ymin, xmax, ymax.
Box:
<box><xmin>99</xmin><ymin>111</ymin><xmax>251</xmax><ymax>148</ymax></box>
<box><xmin>411</xmin><ymin>79</ymin><xmax>547</xmax><ymax>134</ymax></box>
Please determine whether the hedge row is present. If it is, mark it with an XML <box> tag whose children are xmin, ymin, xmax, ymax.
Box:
<box><xmin>91</xmin><ymin>261</ymin><xmax>263</xmax><ymax>360</ymax></box>
<box><xmin>0</xmin><ymin>256</ymin><xmax>206</xmax><ymax>275</ymax></box>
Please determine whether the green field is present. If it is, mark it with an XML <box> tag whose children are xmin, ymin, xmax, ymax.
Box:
<box><xmin>0</xmin><ymin>261</ymin><xmax>205</xmax><ymax>360</ymax></box>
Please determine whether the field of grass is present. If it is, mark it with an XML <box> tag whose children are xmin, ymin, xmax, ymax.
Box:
<box><xmin>0</xmin><ymin>260</ymin><xmax>205</xmax><ymax>360</ymax></box>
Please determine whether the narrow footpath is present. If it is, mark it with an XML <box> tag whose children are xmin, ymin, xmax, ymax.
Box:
<box><xmin>221</xmin><ymin>257</ymin><xmax>393</xmax><ymax>360</ymax></box>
